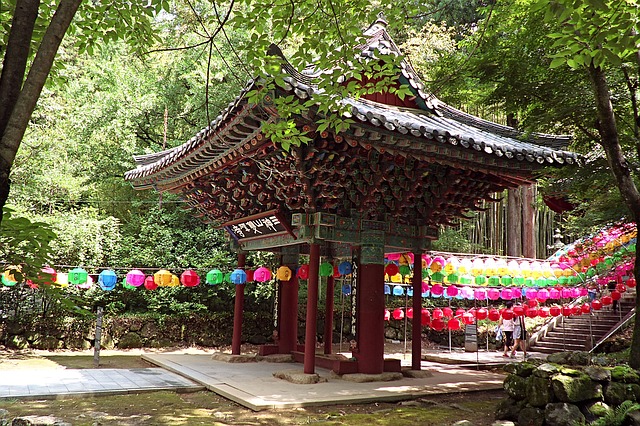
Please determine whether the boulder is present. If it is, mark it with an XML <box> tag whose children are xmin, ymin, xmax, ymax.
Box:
<box><xmin>504</xmin><ymin>362</ymin><xmax>536</xmax><ymax>377</ymax></box>
<box><xmin>547</xmin><ymin>351</ymin><xmax>589</xmax><ymax>366</ymax></box>
<box><xmin>528</xmin><ymin>376</ymin><xmax>553</xmax><ymax>407</ymax></box>
<box><xmin>545</xmin><ymin>402</ymin><xmax>585</xmax><ymax>426</ymax></box>
<box><xmin>517</xmin><ymin>406</ymin><xmax>544</xmax><ymax>426</ymax></box>
<box><xmin>140</xmin><ymin>322</ymin><xmax>158</xmax><ymax>339</ymax></box>
<box><xmin>32</xmin><ymin>336</ymin><xmax>62</xmax><ymax>350</ymax></box>
<box><xmin>117</xmin><ymin>332</ymin><xmax>143</xmax><ymax>349</ymax></box>
<box><xmin>534</xmin><ymin>363</ymin><xmax>559</xmax><ymax>379</ymax></box>
<box><xmin>11</xmin><ymin>415</ymin><xmax>71</xmax><ymax>425</ymax></box>
<box><xmin>495</xmin><ymin>397</ymin><xmax>526</xmax><ymax>421</ymax></box>
<box><xmin>585</xmin><ymin>400</ymin><xmax>611</xmax><ymax>418</ymax></box>
<box><xmin>100</xmin><ymin>333</ymin><xmax>115</xmax><ymax>350</ymax></box>
<box><xmin>6</xmin><ymin>335</ymin><xmax>29</xmax><ymax>349</ymax></box>
<box><xmin>24</xmin><ymin>332</ymin><xmax>40</xmax><ymax>343</ymax></box>
<box><xmin>551</xmin><ymin>373</ymin><xmax>602</xmax><ymax>403</ymax></box>
<box><xmin>504</xmin><ymin>374</ymin><xmax>529</xmax><ymax>400</ymax></box>
<box><xmin>585</xmin><ymin>365</ymin><xmax>611</xmax><ymax>382</ymax></box>
<box><xmin>0</xmin><ymin>409</ymin><xmax>9</xmax><ymax>419</ymax></box>
<box><xmin>626</xmin><ymin>409</ymin><xmax>640</xmax><ymax>426</ymax></box>
<box><xmin>605</xmin><ymin>382</ymin><xmax>640</xmax><ymax>406</ymax></box>
<box><xmin>5</xmin><ymin>321</ymin><xmax>25</xmax><ymax>335</ymax></box>
<box><xmin>611</xmin><ymin>366</ymin><xmax>640</xmax><ymax>384</ymax></box>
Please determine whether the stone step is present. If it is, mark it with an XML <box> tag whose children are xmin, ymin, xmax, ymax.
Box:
<box><xmin>532</xmin><ymin>342</ymin><xmax>586</xmax><ymax>351</ymax></box>
<box><xmin>540</xmin><ymin>336</ymin><xmax>590</xmax><ymax>344</ymax></box>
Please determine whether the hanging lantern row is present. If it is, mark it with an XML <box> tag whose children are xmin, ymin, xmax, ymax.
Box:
<box><xmin>385</xmin><ymin>294</ymin><xmax>625</xmax><ymax>331</ymax></box>
<box><xmin>550</xmin><ymin>222</ymin><xmax>636</xmax><ymax>263</ymax></box>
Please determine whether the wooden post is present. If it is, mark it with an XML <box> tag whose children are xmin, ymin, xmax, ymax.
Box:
<box><xmin>304</xmin><ymin>243</ymin><xmax>320</xmax><ymax>374</ymax></box>
<box><xmin>411</xmin><ymin>250</ymin><xmax>422</xmax><ymax>370</ymax></box>
<box><xmin>231</xmin><ymin>252</ymin><xmax>247</xmax><ymax>355</ymax></box>
<box><xmin>93</xmin><ymin>306</ymin><xmax>104</xmax><ymax>368</ymax></box>
<box><xmin>507</xmin><ymin>187</ymin><xmax>523</xmax><ymax>257</ymax></box>
<box><xmin>522</xmin><ymin>184</ymin><xmax>537</xmax><ymax>258</ymax></box>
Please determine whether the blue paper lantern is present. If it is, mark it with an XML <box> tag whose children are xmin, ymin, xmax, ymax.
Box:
<box><xmin>98</xmin><ymin>269</ymin><xmax>118</xmax><ymax>291</ymax></box>
<box><xmin>338</xmin><ymin>261</ymin><xmax>353</xmax><ymax>275</ymax></box>
<box><xmin>392</xmin><ymin>285</ymin><xmax>404</xmax><ymax>296</ymax></box>
<box><xmin>230</xmin><ymin>269</ymin><xmax>247</xmax><ymax>285</ymax></box>
<box><xmin>384</xmin><ymin>284</ymin><xmax>391</xmax><ymax>295</ymax></box>
<box><xmin>406</xmin><ymin>287</ymin><xmax>413</xmax><ymax>297</ymax></box>
<box><xmin>341</xmin><ymin>284</ymin><xmax>351</xmax><ymax>295</ymax></box>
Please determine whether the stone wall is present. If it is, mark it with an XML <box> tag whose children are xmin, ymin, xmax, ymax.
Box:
<box><xmin>497</xmin><ymin>351</ymin><xmax>640</xmax><ymax>426</ymax></box>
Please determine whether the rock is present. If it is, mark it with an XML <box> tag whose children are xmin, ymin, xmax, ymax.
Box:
<box><xmin>528</xmin><ymin>376</ymin><xmax>553</xmax><ymax>407</ymax></box>
<box><xmin>24</xmin><ymin>332</ymin><xmax>40</xmax><ymax>343</ymax></box>
<box><xmin>247</xmin><ymin>335</ymin><xmax>267</xmax><ymax>345</ymax></box>
<box><xmin>140</xmin><ymin>322</ymin><xmax>157</xmax><ymax>339</ymax></box>
<box><xmin>626</xmin><ymin>409</ymin><xmax>640</xmax><ymax>426</ymax></box>
<box><xmin>273</xmin><ymin>370</ymin><xmax>327</xmax><ymax>384</ymax></box>
<box><xmin>100</xmin><ymin>333</ymin><xmax>115</xmax><ymax>350</ymax></box>
<box><xmin>491</xmin><ymin>422</ymin><xmax>516</xmax><ymax>426</ymax></box>
<box><xmin>585</xmin><ymin>365</ymin><xmax>611</xmax><ymax>382</ymax></box>
<box><xmin>452</xmin><ymin>421</ymin><xmax>473</xmax><ymax>426</ymax></box>
<box><xmin>534</xmin><ymin>363</ymin><xmax>559</xmax><ymax>379</ymax></box>
<box><xmin>611</xmin><ymin>366</ymin><xmax>640</xmax><ymax>384</ymax></box>
<box><xmin>129</xmin><ymin>321</ymin><xmax>142</xmax><ymax>332</ymax></box>
<box><xmin>6</xmin><ymin>335</ymin><xmax>29</xmax><ymax>349</ymax></box>
<box><xmin>495</xmin><ymin>397</ymin><xmax>526</xmax><ymax>421</ymax></box>
<box><xmin>504</xmin><ymin>362</ymin><xmax>536</xmax><ymax>377</ymax></box>
<box><xmin>592</xmin><ymin>355</ymin><xmax>609</xmax><ymax>366</ymax></box>
<box><xmin>547</xmin><ymin>353</ymin><xmax>570</xmax><ymax>364</ymax></box>
<box><xmin>545</xmin><ymin>402</ymin><xmax>585</xmax><ymax>426</ymax></box>
<box><xmin>585</xmin><ymin>401</ymin><xmax>611</xmax><ymax>418</ymax></box>
<box><xmin>605</xmin><ymin>382</ymin><xmax>640</xmax><ymax>406</ymax></box>
<box><xmin>0</xmin><ymin>409</ymin><xmax>9</xmax><ymax>419</ymax></box>
<box><xmin>32</xmin><ymin>336</ymin><xmax>62</xmax><ymax>350</ymax></box>
<box><xmin>11</xmin><ymin>415</ymin><xmax>71</xmax><ymax>425</ymax></box>
<box><xmin>6</xmin><ymin>321</ymin><xmax>25</xmax><ymax>335</ymax></box>
<box><xmin>558</xmin><ymin>367</ymin><xmax>582</xmax><ymax>377</ymax></box>
<box><xmin>504</xmin><ymin>374</ymin><xmax>529</xmax><ymax>400</ymax></box>
<box><xmin>117</xmin><ymin>332</ymin><xmax>143</xmax><ymax>349</ymax></box>
<box><xmin>551</xmin><ymin>373</ymin><xmax>602</xmax><ymax>403</ymax></box>
<box><xmin>148</xmin><ymin>338</ymin><xmax>174</xmax><ymax>348</ymax></box>
<box><xmin>547</xmin><ymin>351</ymin><xmax>590</xmax><ymax>366</ymax></box>
<box><xmin>65</xmin><ymin>337</ymin><xmax>91</xmax><ymax>350</ymax></box>
<box><xmin>517</xmin><ymin>406</ymin><xmax>544</xmax><ymax>426</ymax></box>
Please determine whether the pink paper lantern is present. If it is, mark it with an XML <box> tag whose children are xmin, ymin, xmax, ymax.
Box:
<box><xmin>537</xmin><ymin>288</ymin><xmax>550</xmax><ymax>301</ymax></box>
<box><xmin>500</xmin><ymin>288</ymin><xmax>512</xmax><ymax>300</ymax></box>
<box><xmin>446</xmin><ymin>285</ymin><xmax>459</xmax><ymax>297</ymax></box>
<box><xmin>488</xmin><ymin>288</ymin><xmax>500</xmax><ymax>300</ymax></box>
<box><xmin>525</xmin><ymin>289</ymin><xmax>538</xmax><ymax>300</ymax></box>
<box><xmin>431</xmin><ymin>284</ymin><xmax>444</xmax><ymax>296</ymax></box>
<box><xmin>126</xmin><ymin>269</ymin><xmax>145</xmax><ymax>287</ymax></box>
<box><xmin>474</xmin><ymin>288</ymin><xmax>487</xmax><ymax>300</ymax></box>
<box><xmin>549</xmin><ymin>288</ymin><xmax>560</xmax><ymax>299</ymax></box>
<box><xmin>254</xmin><ymin>267</ymin><xmax>272</xmax><ymax>282</ymax></box>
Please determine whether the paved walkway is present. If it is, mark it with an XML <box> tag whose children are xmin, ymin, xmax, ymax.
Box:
<box><xmin>0</xmin><ymin>367</ymin><xmax>204</xmax><ymax>400</ymax></box>
<box><xmin>141</xmin><ymin>352</ymin><xmax>508</xmax><ymax>410</ymax></box>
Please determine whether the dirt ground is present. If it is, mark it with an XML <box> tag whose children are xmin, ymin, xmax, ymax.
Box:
<box><xmin>0</xmin><ymin>346</ymin><xmax>506</xmax><ymax>425</ymax></box>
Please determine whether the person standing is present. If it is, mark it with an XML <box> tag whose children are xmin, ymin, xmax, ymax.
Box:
<box><xmin>499</xmin><ymin>303</ymin><xmax>515</xmax><ymax>358</ymax></box>
<box><xmin>511</xmin><ymin>313</ymin><xmax>528</xmax><ymax>359</ymax></box>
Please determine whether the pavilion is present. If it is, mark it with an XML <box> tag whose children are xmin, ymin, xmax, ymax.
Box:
<box><xmin>125</xmin><ymin>18</ymin><xmax>580</xmax><ymax>375</ymax></box>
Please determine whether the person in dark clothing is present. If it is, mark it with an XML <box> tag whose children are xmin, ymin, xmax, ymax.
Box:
<box><xmin>607</xmin><ymin>280</ymin><xmax>619</xmax><ymax>313</ymax></box>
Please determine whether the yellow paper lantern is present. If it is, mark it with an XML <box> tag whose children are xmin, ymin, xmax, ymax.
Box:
<box><xmin>154</xmin><ymin>269</ymin><xmax>173</xmax><ymax>286</ymax></box>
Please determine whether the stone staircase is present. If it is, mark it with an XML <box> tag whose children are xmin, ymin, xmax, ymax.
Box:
<box><xmin>530</xmin><ymin>295</ymin><xmax>636</xmax><ymax>354</ymax></box>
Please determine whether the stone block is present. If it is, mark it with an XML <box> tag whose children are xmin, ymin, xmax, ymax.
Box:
<box><xmin>551</xmin><ymin>373</ymin><xmax>602</xmax><ymax>403</ymax></box>
<box><xmin>544</xmin><ymin>402</ymin><xmax>585</xmax><ymax>426</ymax></box>
<box><xmin>504</xmin><ymin>374</ymin><xmax>529</xmax><ymax>400</ymax></box>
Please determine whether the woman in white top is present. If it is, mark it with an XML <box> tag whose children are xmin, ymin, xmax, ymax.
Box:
<box><xmin>499</xmin><ymin>302</ymin><xmax>515</xmax><ymax>357</ymax></box>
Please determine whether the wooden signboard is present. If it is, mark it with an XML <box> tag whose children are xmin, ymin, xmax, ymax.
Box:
<box><xmin>223</xmin><ymin>210</ymin><xmax>293</xmax><ymax>242</ymax></box>
<box><xmin>465</xmin><ymin>323</ymin><xmax>478</xmax><ymax>352</ymax></box>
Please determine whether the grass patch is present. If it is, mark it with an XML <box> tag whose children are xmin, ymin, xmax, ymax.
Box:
<box><xmin>43</xmin><ymin>355</ymin><xmax>152</xmax><ymax>369</ymax></box>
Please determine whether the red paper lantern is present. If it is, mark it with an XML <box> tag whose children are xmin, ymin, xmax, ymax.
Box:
<box><xmin>443</xmin><ymin>307</ymin><xmax>453</xmax><ymax>318</ymax></box>
<box><xmin>406</xmin><ymin>308</ymin><xmax>414</xmax><ymax>319</ymax></box>
<box><xmin>527</xmin><ymin>299</ymin><xmax>539</xmax><ymax>308</ymax></box>
<box><xmin>455</xmin><ymin>308</ymin><xmax>465</xmax><ymax>317</ymax></box>
<box><xmin>526</xmin><ymin>308</ymin><xmax>538</xmax><ymax>318</ymax></box>
<box><xmin>433</xmin><ymin>308</ymin><xmax>444</xmax><ymax>319</ymax></box>
<box><xmin>431</xmin><ymin>318</ymin><xmax>445</xmax><ymax>331</ymax></box>
<box><xmin>592</xmin><ymin>299</ymin><xmax>603</xmax><ymax>310</ymax></box>
<box><xmin>421</xmin><ymin>308</ymin><xmax>431</xmax><ymax>325</ymax></box>
<box><xmin>571</xmin><ymin>305</ymin><xmax>582</xmax><ymax>316</ymax></box>
<box><xmin>392</xmin><ymin>308</ymin><xmax>404</xmax><ymax>320</ymax></box>
<box><xmin>448</xmin><ymin>318</ymin><xmax>461</xmax><ymax>330</ymax></box>
<box><xmin>488</xmin><ymin>308</ymin><xmax>501</xmax><ymax>321</ymax></box>
<box><xmin>180</xmin><ymin>269</ymin><xmax>200</xmax><ymax>287</ymax></box>
<box><xmin>616</xmin><ymin>284</ymin><xmax>627</xmax><ymax>293</ymax></box>
<box><xmin>144</xmin><ymin>275</ymin><xmax>158</xmax><ymax>290</ymax></box>
<box><xmin>627</xmin><ymin>277</ymin><xmax>636</xmax><ymax>288</ymax></box>
<box><xmin>539</xmin><ymin>307</ymin><xmax>550</xmax><ymax>318</ymax></box>
<box><xmin>550</xmin><ymin>305</ymin><xmax>562</xmax><ymax>317</ymax></box>
<box><xmin>385</xmin><ymin>263</ymin><xmax>399</xmax><ymax>277</ymax></box>
<box><xmin>562</xmin><ymin>305</ymin><xmax>573</xmax><ymax>316</ymax></box>
<box><xmin>297</xmin><ymin>265</ymin><xmax>310</xmax><ymax>280</ymax></box>
<box><xmin>462</xmin><ymin>312</ymin><xmax>475</xmax><ymax>325</ymax></box>
<box><xmin>501</xmin><ymin>309</ymin><xmax>514</xmax><ymax>320</ymax></box>
<box><xmin>476</xmin><ymin>308</ymin><xmax>488</xmax><ymax>320</ymax></box>
<box><xmin>611</xmin><ymin>290</ymin><xmax>621</xmax><ymax>301</ymax></box>
<box><xmin>581</xmin><ymin>303</ymin><xmax>591</xmax><ymax>314</ymax></box>
<box><xmin>513</xmin><ymin>306</ymin><xmax>524</xmax><ymax>317</ymax></box>
<box><xmin>602</xmin><ymin>296</ymin><xmax>613</xmax><ymax>306</ymax></box>
<box><xmin>384</xmin><ymin>309</ymin><xmax>390</xmax><ymax>321</ymax></box>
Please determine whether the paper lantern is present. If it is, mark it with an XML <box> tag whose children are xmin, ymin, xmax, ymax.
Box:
<box><xmin>549</xmin><ymin>288</ymin><xmax>560</xmax><ymax>299</ymax></box>
<box><xmin>297</xmin><ymin>264</ymin><xmax>310</xmax><ymax>280</ymax></box>
<box><xmin>392</xmin><ymin>308</ymin><xmax>404</xmax><ymax>320</ymax></box>
<box><xmin>443</xmin><ymin>307</ymin><xmax>453</xmax><ymax>318</ymax></box>
<box><xmin>447</xmin><ymin>273</ymin><xmax>459</xmax><ymax>284</ymax></box>
<box><xmin>399</xmin><ymin>264</ymin><xmax>411</xmax><ymax>277</ymax></box>
<box><xmin>387</xmin><ymin>253</ymin><xmax>401</xmax><ymax>261</ymax></box>
<box><xmin>527</xmin><ymin>299</ymin><xmax>539</xmax><ymax>308</ymax></box>
<box><xmin>385</xmin><ymin>263</ymin><xmax>399</xmax><ymax>277</ymax></box>
<box><xmin>431</xmin><ymin>271</ymin><xmax>445</xmax><ymax>283</ymax></box>
<box><xmin>476</xmin><ymin>308</ymin><xmax>488</xmax><ymax>320</ymax></box>
<box><xmin>39</xmin><ymin>267</ymin><xmax>57</xmax><ymax>286</ymax></box>
<box><xmin>338</xmin><ymin>261</ymin><xmax>353</xmax><ymax>275</ymax></box>
<box><xmin>502</xmin><ymin>309</ymin><xmax>514</xmax><ymax>320</ymax></box>
<box><xmin>446</xmin><ymin>285</ymin><xmax>459</xmax><ymax>297</ymax></box>
<box><xmin>611</xmin><ymin>290</ymin><xmax>621</xmax><ymax>301</ymax></box>
<box><xmin>455</xmin><ymin>308</ymin><xmax>466</xmax><ymax>317</ymax></box>
<box><xmin>342</xmin><ymin>284</ymin><xmax>351</xmax><ymax>295</ymax></box>
<box><xmin>154</xmin><ymin>269</ymin><xmax>173</xmax><ymax>286</ymax></box>
<box><xmin>500</xmin><ymin>289</ymin><xmax>512</xmax><ymax>300</ymax></box>
<box><xmin>526</xmin><ymin>308</ymin><xmax>538</xmax><ymax>318</ymax></box>
<box><xmin>616</xmin><ymin>284</ymin><xmax>627</xmax><ymax>293</ymax></box>
<box><xmin>488</xmin><ymin>308</ymin><xmax>501</xmax><ymax>321</ymax></box>
<box><xmin>602</xmin><ymin>295</ymin><xmax>613</xmax><ymax>306</ymax></box>
<box><xmin>254</xmin><ymin>267</ymin><xmax>272</xmax><ymax>282</ymax></box>
<box><xmin>2</xmin><ymin>266</ymin><xmax>20</xmax><ymax>286</ymax></box>
<box><xmin>448</xmin><ymin>318</ymin><xmax>461</xmax><ymax>330</ymax></box>
<box><xmin>474</xmin><ymin>288</ymin><xmax>487</xmax><ymax>300</ymax></box>
<box><xmin>539</xmin><ymin>307</ymin><xmax>550</xmax><ymax>318</ymax></box>
<box><xmin>627</xmin><ymin>277</ymin><xmax>637</xmax><ymax>288</ymax></box>
<box><xmin>276</xmin><ymin>266</ymin><xmax>292</xmax><ymax>281</ymax></box>
<box><xmin>444</xmin><ymin>257</ymin><xmax>459</xmax><ymax>275</ymax></box>
<box><xmin>488</xmin><ymin>275</ymin><xmax>501</xmax><ymax>286</ymax></box>
<box><xmin>488</xmin><ymin>288</ymin><xmax>500</xmax><ymax>300</ymax></box>
<box><xmin>393</xmin><ymin>285</ymin><xmax>404</xmax><ymax>296</ymax></box>
<box><xmin>122</xmin><ymin>277</ymin><xmax>136</xmax><ymax>290</ymax></box>
<box><xmin>431</xmin><ymin>284</ymin><xmax>444</xmax><ymax>296</ymax></box>
<box><xmin>462</xmin><ymin>313</ymin><xmax>475</xmax><ymax>325</ymax></box>
<box><xmin>561</xmin><ymin>288</ymin><xmax>572</xmax><ymax>298</ymax></box>
<box><xmin>431</xmin><ymin>318</ymin><xmax>445</xmax><ymax>331</ymax></box>
<box><xmin>384</xmin><ymin>309</ymin><xmax>391</xmax><ymax>321</ymax></box>
<box><xmin>333</xmin><ymin>265</ymin><xmax>341</xmax><ymax>278</ymax></box>
<box><xmin>471</xmin><ymin>258</ymin><xmax>484</xmax><ymax>276</ymax></box>
<box><xmin>421</xmin><ymin>308</ymin><xmax>431</xmax><ymax>325</ymax></box>
<box><xmin>501</xmin><ymin>275</ymin><xmax>513</xmax><ymax>286</ymax></box>
<box><xmin>180</xmin><ymin>269</ymin><xmax>200</xmax><ymax>287</ymax></box>
<box><xmin>562</xmin><ymin>305</ymin><xmax>573</xmax><ymax>316</ymax></box>
<box><xmin>206</xmin><ymin>269</ymin><xmax>223</xmax><ymax>285</ymax></box>
<box><xmin>384</xmin><ymin>284</ymin><xmax>391</xmax><ymax>295</ymax></box>
<box><xmin>168</xmin><ymin>274</ymin><xmax>180</xmax><ymax>287</ymax></box>
<box><xmin>406</xmin><ymin>308</ymin><xmax>414</xmax><ymax>319</ymax></box>
<box><xmin>430</xmin><ymin>256</ymin><xmax>445</xmax><ymax>272</ymax></box>
<box><xmin>484</xmin><ymin>258</ymin><xmax>497</xmax><ymax>276</ymax></box>
<box><xmin>319</xmin><ymin>262</ymin><xmax>333</xmax><ymax>277</ymax></box>
<box><xmin>474</xmin><ymin>275</ymin><xmax>487</xmax><ymax>286</ymax></box>
<box><xmin>525</xmin><ymin>289</ymin><xmax>538</xmax><ymax>300</ymax></box>
<box><xmin>432</xmin><ymin>308</ymin><xmax>444</xmax><ymax>319</ymax></box>
<box><xmin>230</xmin><ymin>269</ymin><xmax>247</xmax><ymax>285</ymax></box>
<box><xmin>98</xmin><ymin>270</ymin><xmax>117</xmax><ymax>290</ymax></box>
<box><xmin>126</xmin><ymin>269</ymin><xmax>145</xmax><ymax>287</ymax></box>
<box><xmin>77</xmin><ymin>274</ymin><xmax>93</xmax><ymax>290</ymax></box>
<box><xmin>407</xmin><ymin>287</ymin><xmax>414</xmax><ymax>297</ymax></box>
<box><xmin>460</xmin><ymin>286</ymin><xmax>474</xmax><ymax>299</ymax></box>
<box><xmin>69</xmin><ymin>267</ymin><xmax>88</xmax><ymax>285</ymax></box>
<box><xmin>549</xmin><ymin>305</ymin><xmax>562</xmax><ymax>316</ymax></box>
<box><xmin>459</xmin><ymin>258</ymin><xmax>473</xmax><ymax>274</ymax></box>
<box><xmin>591</xmin><ymin>299</ymin><xmax>603</xmax><ymax>310</ymax></box>
<box><xmin>581</xmin><ymin>303</ymin><xmax>591</xmax><ymax>314</ymax></box>
<box><xmin>223</xmin><ymin>271</ymin><xmax>233</xmax><ymax>284</ymax></box>
<box><xmin>138</xmin><ymin>276</ymin><xmax>155</xmax><ymax>291</ymax></box>
<box><xmin>513</xmin><ymin>306</ymin><xmax>524</xmax><ymax>316</ymax></box>
<box><xmin>55</xmin><ymin>272</ymin><xmax>69</xmax><ymax>287</ymax></box>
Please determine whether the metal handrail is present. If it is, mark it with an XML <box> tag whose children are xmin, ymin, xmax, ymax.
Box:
<box><xmin>589</xmin><ymin>308</ymin><xmax>636</xmax><ymax>353</ymax></box>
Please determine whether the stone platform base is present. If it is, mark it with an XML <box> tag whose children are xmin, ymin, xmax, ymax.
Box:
<box><xmin>340</xmin><ymin>372</ymin><xmax>403</xmax><ymax>383</ymax></box>
<box><xmin>402</xmin><ymin>369</ymin><xmax>434</xmax><ymax>379</ymax></box>
<box><xmin>273</xmin><ymin>369</ymin><xmax>328</xmax><ymax>384</ymax></box>
<box><xmin>210</xmin><ymin>352</ymin><xmax>257</xmax><ymax>363</ymax></box>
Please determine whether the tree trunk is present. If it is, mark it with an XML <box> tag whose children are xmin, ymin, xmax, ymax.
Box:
<box><xmin>0</xmin><ymin>0</ymin><xmax>81</xmax><ymax>223</ymax></box>
<box><xmin>522</xmin><ymin>184</ymin><xmax>537</xmax><ymax>258</ymax></box>
<box><xmin>507</xmin><ymin>187</ymin><xmax>522</xmax><ymax>257</ymax></box>
<box><xmin>588</xmin><ymin>64</ymin><xmax>640</xmax><ymax>369</ymax></box>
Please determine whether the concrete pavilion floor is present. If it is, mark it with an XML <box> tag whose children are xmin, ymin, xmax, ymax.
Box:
<box><xmin>141</xmin><ymin>347</ymin><xmax>520</xmax><ymax>411</ymax></box>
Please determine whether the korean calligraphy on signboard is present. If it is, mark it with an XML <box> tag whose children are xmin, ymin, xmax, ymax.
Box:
<box><xmin>223</xmin><ymin>210</ymin><xmax>292</xmax><ymax>241</ymax></box>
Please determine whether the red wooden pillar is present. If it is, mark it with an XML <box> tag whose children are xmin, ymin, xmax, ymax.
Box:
<box><xmin>304</xmin><ymin>243</ymin><xmax>320</xmax><ymax>374</ymax></box>
<box><xmin>411</xmin><ymin>250</ymin><xmax>423</xmax><ymax>370</ymax></box>
<box><xmin>279</xmin><ymin>274</ymin><xmax>299</xmax><ymax>354</ymax></box>
<box><xmin>231</xmin><ymin>252</ymin><xmax>246</xmax><ymax>355</ymax></box>
<box><xmin>355</xmin><ymin>233</ymin><xmax>385</xmax><ymax>374</ymax></box>
<box><xmin>323</xmin><ymin>264</ymin><xmax>335</xmax><ymax>355</ymax></box>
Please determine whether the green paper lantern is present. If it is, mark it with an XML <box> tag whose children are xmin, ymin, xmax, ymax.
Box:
<box><xmin>447</xmin><ymin>273</ymin><xmax>459</xmax><ymax>284</ymax></box>
<box><xmin>586</xmin><ymin>267</ymin><xmax>596</xmax><ymax>278</ymax></box>
<box><xmin>568</xmin><ymin>275</ymin><xmax>580</xmax><ymax>285</ymax></box>
<box><xmin>68</xmin><ymin>267</ymin><xmax>88</xmax><ymax>285</ymax></box>
<box><xmin>500</xmin><ymin>275</ymin><xmax>513</xmax><ymax>286</ymax></box>
<box><xmin>319</xmin><ymin>262</ymin><xmax>334</xmax><ymax>277</ymax></box>
<box><xmin>524</xmin><ymin>277</ymin><xmax>535</xmax><ymax>287</ymax></box>
<box><xmin>513</xmin><ymin>276</ymin><xmax>525</xmax><ymax>286</ymax></box>
<box><xmin>546</xmin><ymin>277</ymin><xmax>558</xmax><ymax>287</ymax></box>
<box><xmin>474</xmin><ymin>275</ymin><xmax>487</xmax><ymax>285</ymax></box>
<box><xmin>431</xmin><ymin>271</ymin><xmax>445</xmax><ymax>283</ymax></box>
<box><xmin>206</xmin><ymin>269</ymin><xmax>223</xmax><ymax>285</ymax></box>
<box><xmin>423</xmin><ymin>269</ymin><xmax>430</xmax><ymax>277</ymax></box>
<box><xmin>535</xmin><ymin>277</ymin><xmax>547</xmax><ymax>287</ymax></box>
<box><xmin>459</xmin><ymin>274</ymin><xmax>473</xmax><ymax>285</ymax></box>
<box><xmin>488</xmin><ymin>275</ymin><xmax>500</xmax><ymax>286</ymax></box>
<box><xmin>399</xmin><ymin>265</ymin><xmax>411</xmax><ymax>276</ymax></box>
<box><xmin>223</xmin><ymin>271</ymin><xmax>232</xmax><ymax>283</ymax></box>
<box><xmin>558</xmin><ymin>276</ymin><xmax>569</xmax><ymax>285</ymax></box>
<box><xmin>1</xmin><ymin>274</ymin><xmax>16</xmax><ymax>287</ymax></box>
